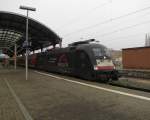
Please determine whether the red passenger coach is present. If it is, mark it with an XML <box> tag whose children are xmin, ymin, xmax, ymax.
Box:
<box><xmin>29</xmin><ymin>54</ymin><xmax>37</xmax><ymax>68</ymax></box>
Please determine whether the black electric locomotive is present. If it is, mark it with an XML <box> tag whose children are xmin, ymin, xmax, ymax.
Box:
<box><xmin>18</xmin><ymin>39</ymin><xmax>119</xmax><ymax>81</ymax></box>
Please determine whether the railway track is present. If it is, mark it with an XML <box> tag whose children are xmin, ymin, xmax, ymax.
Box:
<box><xmin>36</xmin><ymin>70</ymin><xmax>150</xmax><ymax>93</ymax></box>
<box><xmin>109</xmin><ymin>82</ymin><xmax>150</xmax><ymax>93</ymax></box>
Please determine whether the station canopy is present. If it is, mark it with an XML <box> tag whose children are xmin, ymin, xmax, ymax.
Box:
<box><xmin>0</xmin><ymin>11</ymin><xmax>61</xmax><ymax>56</ymax></box>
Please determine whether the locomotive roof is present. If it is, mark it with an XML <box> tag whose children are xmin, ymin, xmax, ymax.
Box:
<box><xmin>39</xmin><ymin>43</ymin><xmax>107</xmax><ymax>55</ymax></box>
<box><xmin>74</xmin><ymin>43</ymin><xmax>107</xmax><ymax>49</ymax></box>
<box><xmin>68</xmin><ymin>39</ymin><xmax>95</xmax><ymax>46</ymax></box>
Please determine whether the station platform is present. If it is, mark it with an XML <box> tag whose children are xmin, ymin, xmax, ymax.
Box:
<box><xmin>0</xmin><ymin>65</ymin><xmax>62</xmax><ymax>120</ymax></box>
<box><xmin>0</xmin><ymin>65</ymin><xmax>150</xmax><ymax>120</ymax></box>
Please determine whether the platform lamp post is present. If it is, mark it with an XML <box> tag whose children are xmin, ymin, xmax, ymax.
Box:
<box><xmin>20</xmin><ymin>5</ymin><xmax>36</xmax><ymax>80</ymax></box>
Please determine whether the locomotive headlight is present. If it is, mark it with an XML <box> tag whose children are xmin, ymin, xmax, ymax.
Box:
<box><xmin>94</xmin><ymin>66</ymin><xmax>98</xmax><ymax>70</ymax></box>
<box><xmin>114</xmin><ymin>66</ymin><xmax>116</xmax><ymax>69</ymax></box>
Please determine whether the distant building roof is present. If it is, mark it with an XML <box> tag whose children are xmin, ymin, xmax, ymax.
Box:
<box><xmin>122</xmin><ymin>46</ymin><xmax>150</xmax><ymax>50</ymax></box>
<box><xmin>145</xmin><ymin>33</ymin><xmax>150</xmax><ymax>46</ymax></box>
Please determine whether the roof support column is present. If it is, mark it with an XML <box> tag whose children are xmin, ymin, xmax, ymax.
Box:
<box><xmin>25</xmin><ymin>10</ymin><xmax>29</xmax><ymax>80</ymax></box>
<box><xmin>14</xmin><ymin>44</ymin><xmax>17</xmax><ymax>70</ymax></box>
<box><xmin>59</xmin><ymin>38</ymin><xmax>62</xmax><ymax>48</ymax></box>
<box><xmin>41</xmin><ymin>47</ymin><xmax>43</xmax><ymax>52</ymax></box>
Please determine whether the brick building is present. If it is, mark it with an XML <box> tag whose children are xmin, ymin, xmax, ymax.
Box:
<box><xmin>122</xmin><ymin>47</ymin><xmax>150</xmax><ymax>69</ymax></box>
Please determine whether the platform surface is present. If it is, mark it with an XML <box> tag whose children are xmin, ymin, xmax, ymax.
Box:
<box><xmin>0</xmin><ymin>65</ymin><xmax>150</xmax><ymax>120</ymax></box>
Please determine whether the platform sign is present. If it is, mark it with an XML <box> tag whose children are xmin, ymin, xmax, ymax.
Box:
<box><xmin>23</xmin><ymin>41</ymin><xmax>32</xmax><ymax>48</ymax></box>
<box><xmin>23</xmin><ymin>41</ymin><xmax>28</xmax><ymax>48</ymax></box>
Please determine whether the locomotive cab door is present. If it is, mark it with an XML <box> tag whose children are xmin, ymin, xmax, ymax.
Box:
<box><xmin>75</xmin><ymin>50</ymin><xmax>93</xmax><ymax>80</ymax></box>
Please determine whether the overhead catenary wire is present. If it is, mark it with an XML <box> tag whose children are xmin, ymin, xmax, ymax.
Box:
<box><xmin>63</xmin><ymin>6</ymin><xmax>150</xmax><ymax>37</ymax></box>
<box><xmin>96</xmin><ymin>33</ymin><xmax>145</xmax><ymax>49</ymax></box>
<box><xmin>65</xmin><ymin>11</ymin><xmax>150</xmax><ymax>40</ymax></box>
<box><xmin>64</xmin><ymin>19</ymin><xmax>150</xmax><ymax>41</ymax></box>
<box><xmin>94</xmin><ymin>19</ymin><xmax>150</xmax><ymax>38</ymax></box>
<box><xmin>100</xmin><ymin>32</ymin><xmax>145</xmax><ymax>41</ymax></box>
<box><xmin>56</xmin><ymin>2</ymin><xmax>110</xmax><ymax>30</ymax></box>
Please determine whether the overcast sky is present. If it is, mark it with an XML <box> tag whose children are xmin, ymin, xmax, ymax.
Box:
<box><xmin>1</xmin><ymin>0</ymin><xmax>150</xmax><ymax>50</ymax></box>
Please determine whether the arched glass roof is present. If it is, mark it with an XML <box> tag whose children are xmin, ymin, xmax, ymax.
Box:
<box><xmin>0</xmin><ymin>11</ymin><xmax>61</xmax><ymax>56</ymax></box>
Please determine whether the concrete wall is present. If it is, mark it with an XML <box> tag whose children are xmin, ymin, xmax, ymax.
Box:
<box><xmin>122</xmin><ymin>47</ymin><xmax>150</xmax><ymax>69</ymax></box>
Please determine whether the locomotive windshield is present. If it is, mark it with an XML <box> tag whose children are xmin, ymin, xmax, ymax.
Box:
<box><xmin>92</xmin><ymin>48</ymin><xmax>111</xmax><ymax>58</ymax></box>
